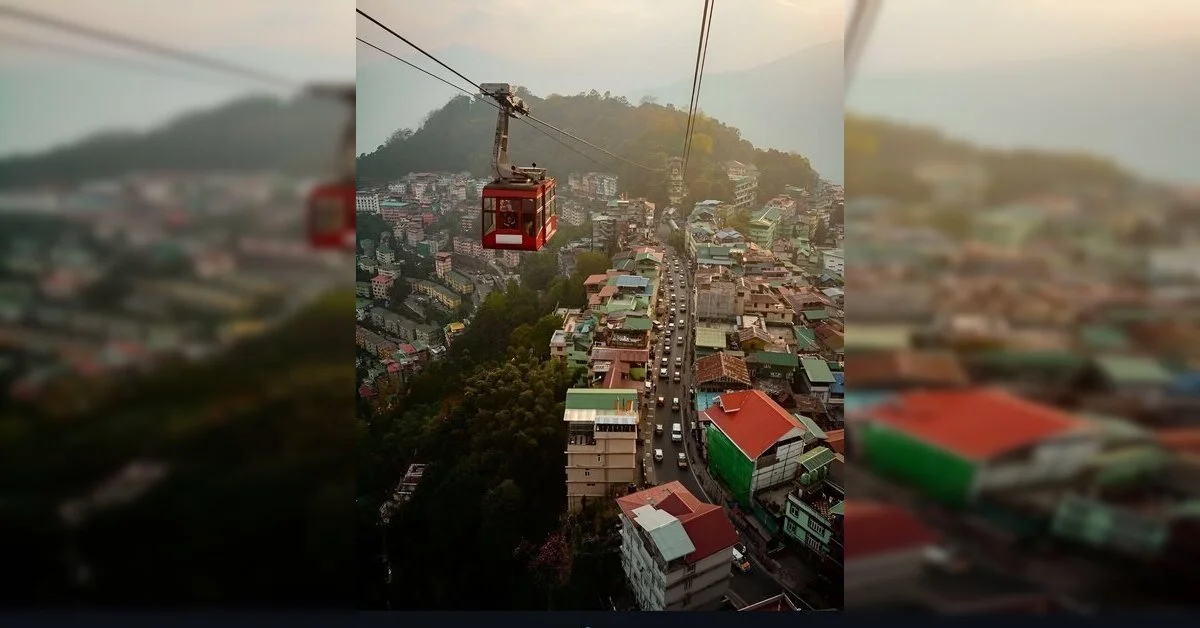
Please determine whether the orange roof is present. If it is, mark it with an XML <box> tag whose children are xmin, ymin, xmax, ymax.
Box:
<box><xmin>864</xmin><ymin>388</ymin><xmax>1084</xmax><ymax>460</ymax></box>
<box><xmin>1157</xmin><ymin>427</ymin><xmax>1200</xmax><ymax>454</ymax></box>
<box><xmin>584</xmin><ymin>274</ymin><xmax>608</xmax><ymax>286</ymax></box>
<box><xmin>844</xmin><ymin>500</ymin><xmax>938</xmax><ymax>561</ymax></box>
<box><xmin>849</xmin><ymin>350</ymin><xmax>969</xmax><ymax>388</ymax></box>
<box><xmin>703</xmin><ymin>389</ymin><xmax>806</xmax><ymax>459</ymax></box>
<box><xmin>617</xmin><ymin>481</ymin><xmax>738</xmax><ymax>565</ymax></box>
<box><xmin>824</xmin><ymin>429</ymin><xmax>845</xmax><ymax>455</ymax></box>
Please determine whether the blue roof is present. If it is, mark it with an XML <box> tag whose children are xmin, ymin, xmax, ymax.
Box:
<box><xmin>615</xmin><ymin>275</ymin><xmax>649</xmax><ymax>288</ymax></box>
<box><xmin>830</xmin><ymin>372</ymin><xmax>845</xmax><ymax>394</ymax></box>
<box><xmin>695</xmin><ymin>391</ymin><xmax>721</xmax><ymax>412</ymax></box>
<box><xmin>844</xmin><ymin>391</ymin><xmax>894</xmax><ymax>413</ymax></box>
<box><xmin>1171</xmin><ymin>371</ymin><xmax>1200</xmax><ymax>396</ymax></box>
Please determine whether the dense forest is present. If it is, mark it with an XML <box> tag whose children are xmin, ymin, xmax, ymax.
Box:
<box><xmin>358</xmin><ymin>89</ymin><xmax>821</xmax><ymax>211</ymax></box>
<box><xmin>4</xmin><ymin>290</ymin><xmax>355</xmax><ymax>606</ymax></box>
<box><xmin>845</xmin><ymin>113</ymin><xmax>1137</xmax><ymax>205</ymax></box>
<box><xmin>0</xmin><ymin>94</ymin><xmax>345</xmax><ymax>188</ymax></box>
<box><xmin>357</xmin><ymin>267</ymin><xmax>628</xmax><ymax>609</ymax></box>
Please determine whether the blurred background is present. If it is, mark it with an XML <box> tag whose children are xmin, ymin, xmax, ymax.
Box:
<box><xmin>0</xmin><ymin>1</ymin><xmax>355</xmax><ymax>606</ymax></box>
<box><xmin>844</xmin><ymin>0</ymin><xmax>1200</xmax><ymax>613</ymax></box>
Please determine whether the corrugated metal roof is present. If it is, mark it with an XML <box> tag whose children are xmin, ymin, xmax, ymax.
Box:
<box><xmin>632</xmin><ymin>505</ymin><xmax>696</xmax><ymax>562</ymax></box>
<box><xmin>595</xmin><ymin>414</ymin><xmax>638</xmax><ymax>425</ymax></box>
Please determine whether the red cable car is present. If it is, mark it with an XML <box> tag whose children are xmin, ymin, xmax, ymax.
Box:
<box><xmin>479</xmin><ymin>83</ymin><xmax>557</xmax><ymax>251</ymax></box>
<box><xmin>306</xmin><ymin>84</ymin><xmax>356</xmax><ymax>252</ymax></box>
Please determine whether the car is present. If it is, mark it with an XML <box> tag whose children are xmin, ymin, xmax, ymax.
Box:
<box><xmin>661</xmin><ymin>356</ymin><xmax>669</xmax><ymax>366</ymax></box>
<box><xmin>675</xmin><ymin>357</ymin><xmax>683</xmax><ymax>366</ymax></box>
<box><xmin>659</xmin><ymin>367</ymin><xmax>668</xmax><ymax>379</ymax></box>
<box><xmin>673</xmin><ymin>371</ymin><xmax>681</xmax><ymax>382</ymax></box>
<box><xmin>655</xmin><ymin>424</ymin><xmax>664</xmax><ymax>436</ymax></box>
<box><xmin>671</xmin><ymin>397</ymin><xmax>681</xmax><ymax>411</ymax></box>
<box><xmin>677</xmin><ymin>452</ymin><xmax>688</xmax><ymax>468</ymax></box>
<box><xmin>671</xmin><ymin>423</ymin><xmax>683</xmax><ymax>442</ymax></box>
<box><xmin>680</xmin><ymin>305</ymin><xmax>686</xmax><ymax>313</ymax></box>
<box><xmin>656</xmin><ymin>396</ymin><xmax>665</xmax><ymax>407</ymax></box>
<box><xmin>676</xmin><ymin>336</ymin><xmax>684</xmax><ymax>346</ymax></box>
<box><xmin>653</xmin><ymin>448</ymin><xmax>664</xmax><ymax>463</ymax></box>
<box><xmin>731</xmin><ymin>548</ymin><xmax>751</xmax><ymax>573</ymax></box>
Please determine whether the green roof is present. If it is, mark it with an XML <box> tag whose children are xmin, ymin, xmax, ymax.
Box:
<box><xmin>750</xmin><ymin>350</ymin><xmax>799</xmax><ymax>367</ymax></box>
<box><xmin>970</xmin><ymin>349</ymin><xmax>1087</xmax><ymax>369</ymax></box>
<box><xmin>1095</xmin><ymin>355</ymin><xmax>1174</xmax><ymax>385</ymax></box>
<box><xmin>565</xmin><ymin>388</ymin><xmax>638</xmax><ymax>410</ymax></box>
<box><xmin>830</xmin><ymin>501</ymin><xmax>844</xmax><ymax>516</ymax></box>
<box><xmin>793</xmin><ymin>414</ymin><xmax>827</xmax><ymax>440</ymax></box>
<box><xmin>798</xmin><ymin>446</ymin><xmax>835</xmax><ymax>471</ymax></box>
<box><xmin>802</xmin><ymin>309</ymin><xmax>830</xmax><ymax>321</ymax></box>
<box><xmin>1079</xmin><ymin>325</ymin><xmax>1130</xmax><ymax>351</ymax></box>
<box><xmin>695</xmin><ymin>327</ymin><xmax>727</xmax><ymax>349</ymax></box>
<box><xmin>793</xmin><ymin>326</ymin><xmax>819</xmax><ymax>349</ymax></box>
<box><xmin>621</xmin><ymin>317</ymin><xmax>654</xmax><ymax>331</ymax></box>
<box><xmin>843</xmin><ymin>324</ymin><xmax>913</xmax><ymax>351</ymax></box>
<box><xmin>800</xmin><ymin>357</ymin><xmax>835</xmax><ymax>384</ymax></box>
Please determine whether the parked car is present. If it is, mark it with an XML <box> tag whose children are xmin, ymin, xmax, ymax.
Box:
<box><xmin>654</xmin><ymin>448</ymin><xmax>664</xmax><ymax>463</ymax></box>
<box><xmin>677</xmin><ymin>452</ymin><xmax>688</xmax><ymax>469</ymax></box>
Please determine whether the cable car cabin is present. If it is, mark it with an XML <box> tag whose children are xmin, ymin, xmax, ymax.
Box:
<box><xmin>481</xmin><ymin>178</ymin><xmax>557</xmax><ymax>251</ymax></box>
<box><xmin>307</xmin><ymin>182</ymin><xmax>356</xmax><ymax>251</ymax></box>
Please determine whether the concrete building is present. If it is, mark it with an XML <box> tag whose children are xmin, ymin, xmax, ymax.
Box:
<box><xmin>617</xmin><ymin>482</ymin><xmax>739</xmax><ymax>611</ymax></box>
<box><xmin>695</xmin><ymin>274</ymin><xmax>737</xmax><ymax>321</ymax></box>
<box><xmin>370</xmin><ymin>274</ymin><xmax>393</xmax><ymax>299</ymax></box>
<box><xmin>356</xmin><ymin>192</ymin><xmax>380</xmax><ymax>214</ymax></box>
<box><xmin>564</xmin><ymin>388</ymin><xmax>639</xmax><ymax>511</ymax></box>
<box><xmin>434</xmin><ymin>252</ymin><xmax>452</xmax><ymax>279</ymax></box>
<box><xmin>724</xmin><ymin>161</ymin><xmax>759</xmax><ymax>213</ymax></box>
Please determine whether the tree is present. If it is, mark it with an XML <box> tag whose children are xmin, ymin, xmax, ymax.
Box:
<box><xmin>812</xmin><ymin>218</ymin><xmax>830</xmax><ymax>245</ymax></box>
<box><xmin>388</xmin><ymin>277</ymin><xmax>411</xmax><ymax>303</ymax></box>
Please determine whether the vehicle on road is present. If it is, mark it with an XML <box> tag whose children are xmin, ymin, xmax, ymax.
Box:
<box><xmin>671</xmin><ymin>423</ymin><xmax>683</xmax><ymax>442</ymax></box>
<box><xmin>659</xmin><ymin>367</ymin><xmax>668</xmax><ymax>379</ymax></box>
<box><xmin>673</xmin><ymin>371</ymin><xmax>681</xmax><ymax>382</ymax></box>
<box><xmin>677</xmin><ymin>452</ymin><xmax>688</xmax><ymax>469</ymax></box>
<box><xmin>655</xmin><ymin>423</ymin><xmax>664</xmax><ymax>436</ymax></box>
<box><xmin>671</xmin><ymin>397</ymin><xmax>681</xmax><ymax>411</ymax></box>
<box><xmin>653</xmin><ymin>448</ymin><xmax>664</xmax><ymax>463</ymax></box>
<box><xmin>656</xmin><ymin>396</ymin><xmax>665</xmax><ymax>408</ymax></box>
<box><xmin>676</xmin><ymin>336</ymin><xmax>683</xmax><ymax>346</ymax></box>
<box><xmin>731</xmin><ymin>548</ymin><xmax>751</xmax><ymax>573</ymax></box>
<box><xmin>661</xmin><ymin>356</ymin><xmax>669</xmax><ymax>366</ymax></box>
<box><xmin>675</xmin><ymin>356</ymin><xmax>683</xmax><ymax>366</ymax></box>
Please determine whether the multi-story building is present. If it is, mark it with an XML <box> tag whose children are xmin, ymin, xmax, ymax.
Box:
<box><xmin>376</xmin><ymin>244</ymin><xmax>396</xmax><ymax>265</ymax></box>
<box><xmin>497</xmin><ymin>248</ymin><xmax>521</xmax><ymax>268</ymax></box>
<box><xmin>820</xmin><ymin>247</ymin><xmax>844</xmax><ymax>275</ymax></box>
<box><xmin>781</xmin><ymin>471</ymin><xmax>844</xmax><ymax>559</ymax></box>
<box><xmin>406</xmin><ymin>223</ymin><xmax>425</xmax><ymax>247</ymax></box>
<box><xmin>667</xmin><ymin>156</ymin><xmax>686</xmax><ymax>207</ymax></box>
<box><xmin>434</xmin><ymin>252</ymin><xmax>452</xmax><ymax>279</ymax></box>
<box><xmin>380</xmin><ymin>199</ymin><xmax>408</xmax><ymax>223</ymax></box>
<box><xmin>370</xmin><ymin>274</ymin><xmax>394</xmax><ymax>299</ymax></box>
<box><xmin>592</xmin><ymin>214</ymin><xmax>617</xmax><ymax>250</ymax></box>
<box><xmin>410</xmin><ymin>279</ymin><xmax>461</xmax><ymax>309</ymax></box>
<box><xmin>695</xmin><ymin>275</ymin><xmax>736</xmax><ymax>322</ymax></box>
<box><xmin>617</xmin><ymin>482</ymin><xmax>739</xmax><ymax>611</ymax></box>
<box><xmin>356</xmin><ymin>192</ymin><xmax>380</xmax><ymax>214</ymax></box>
<box><xmin>444</xmin><ymin>270</ymin><xmax>475</xmax><ymax>295</ymax></box>
<box><xmin>564</xmin><ymin>388</ymin><xmax>639</xmax><ymax>511</ymax></box>
<box><xmin>702</xmin><ymin>389</ymin><xmax>828</xmax><ymax>507</ymax></box>
<box><xmin>724</xmin><ymin>161</ymin><xmax>759</xmax><ymax>213</ymax></box>
<box><xmin>748</xmin><ymin>206</ymin><xmax>781</xmax><ymax>250</ymax></box>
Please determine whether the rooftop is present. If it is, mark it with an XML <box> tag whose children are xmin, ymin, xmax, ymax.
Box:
<box><xmin>703</xmin><ymin>390</ymin><xmax>808</xmax><ymax>459</ymax></box>
<box><xmin>617</xmin><ymin>481</ymin><xmax>738</xmax><ymax>565</ymax></box>
<box><xmin>843</xmin><ymin>500</ymin><xmax>938</xmax><ymax>562</ymax></box>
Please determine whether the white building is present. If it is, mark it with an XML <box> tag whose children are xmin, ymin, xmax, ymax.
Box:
<box><xmin>617</xmin><ymin>482</ymin><xmax>738</xmax><ymax>611</ymax></box>
<box><xmin>356</xmin><ymin>192</ymin><xmax>380</xmax><ymax>214</ymax></box>
<box><xmin>820</xmin><ymin>248</ymin><xmax>844</xmax><ymax>275</ymax></box>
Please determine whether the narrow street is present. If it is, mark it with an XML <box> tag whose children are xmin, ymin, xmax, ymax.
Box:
<box><xmin>644</xmin><ymin>245</ymin><xmax>803</xmax><ymax>608</ymax></box>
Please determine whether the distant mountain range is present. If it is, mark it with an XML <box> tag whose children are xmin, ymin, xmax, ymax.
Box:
<box><xmin>355</xmin><ymin>41</ymin><xmax>843</xmax><ymax>182</ymax></box>
<box><xmin>630</xmin><ymin>39</ymin><xmax>843</xmax><ymax>183</ymax></box>
<box><xmin>849</xmin><ymin>42</ymin><xmax>1200</xmax><ymax>184</ymax></box>
<box><xmin>0</xmin><ymin>94</ymin><xmax>345</xmax><ymax>188</ymax></box>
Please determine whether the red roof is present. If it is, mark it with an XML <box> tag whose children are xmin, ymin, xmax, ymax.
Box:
<box><xmin>703</xmin><ymin>389</ymin><xmax>806</xmax><ymax>459</ymax></box>
<box><xmin>616</xmin><ymin>481</ymin><xmax>738</xmax><ymax>565</ymax></box>
<box><xmin>843</xmin><ymin>500</ymin><xmax>938</xmax><ymax>561</ymax></box>
<box><xmin>1157</xmin><ymin>427</ymin><xmax>1200</xmax><ymax>454</ymax></box>
<box><xmin>862</xmin><ymin>388</ymin><xmax>1083</xmax><ymax>460</ymax></box>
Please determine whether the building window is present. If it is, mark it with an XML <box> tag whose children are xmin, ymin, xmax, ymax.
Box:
<box><xmin>787</xmin><ymin>502</ymin><xmax>799</xmax><ymax>517</ymax></box>
<box><xmin>807</xmin><ymin>516</ymin><xmax>825</xmax><ymax>534</ymax></box>
<box><xmin>586</xmin><ymin>482</ymin><xmax>595</xmax><ymax>487</ymax></box>
<box><xmin>686</xmin><ymin>563</ymin><xmax>695</xmax><ymax>574</ymax></box>
<box><xmin>805</xmin><ymin>535</ymin><xmax>822</xmax><ymax>553</ymax></box>
<box><xmin>584</xmin><ymin>469</ymin><xmax>591</xmax><ymax>477</ymax></box>
<box><xmin>597</xmin><ymin>454</ymin><xmax>603</xmax><ymax>463</ymax></box>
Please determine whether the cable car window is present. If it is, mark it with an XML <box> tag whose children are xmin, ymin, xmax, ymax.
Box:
<box><xmin>310</xmin><ymin>197</ymin><xmax>344</xmax><ymax>233</ymax></box>
<box><xmin>482</xmin><ymin>198</ymin><xmax>496</xmax><ymax>235</ymax></box>
<box><xmin>520</xmin><ymin>197</ymin><xmax>537</xmax><ymax>237</ymax></box>
<box><xmin>499</xmin><ymin>198</ymin><xmax>519</xmax><ymax>230</ymax></box>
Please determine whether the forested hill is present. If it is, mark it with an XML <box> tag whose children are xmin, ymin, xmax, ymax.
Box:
<box><xmin>0</xmin><ymin>94</ymin><xmax>344</xmax><ymax>188</ymax></box>
<box><xmin>357</xmin><ymin>90</ymin><xmax>821</xmax><ymax>210</ymax></box>
<box><xmin>845</xmin><ymin>113</ymin><xmax>1138</xmax><ymax>205</ymax></box>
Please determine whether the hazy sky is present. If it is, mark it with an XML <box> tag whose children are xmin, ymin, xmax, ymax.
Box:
<box><xmin>860</xmin><ymin>0</ymin><xmax>1200</xmax><ymax>73</ymax></box>
<box><xmin>0</xmin><ymin>0</ymin><xmax>354</xmax><ymax>157</ymax></box>
<box><xmin>356</xmin><ymin>0</ymin><xmax>842</xmax><ymax>93</ymax></box>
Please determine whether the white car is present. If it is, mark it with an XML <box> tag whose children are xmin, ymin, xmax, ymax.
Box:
<box><xmin>671</xmin><ymin>423</ymin><xmax>683</xmax><ymax>442</ymax></box>
<box><xmin>654</xmin><ymin>448</ymin><xmax>664</xmax><ymax>462</ymax></box>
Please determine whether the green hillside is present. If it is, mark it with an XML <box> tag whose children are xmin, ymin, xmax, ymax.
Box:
<box><xmin>0</xmin><ymin>94</ymin><xmax>345</xmax><ymax>188</ymax></box>
<box><xmin>845</xmin><ymin>113</ymin><xmax>1136</xmax><ymax>205</ymax></box>
<box><xmin>358</xmin><ymin>89</ymin><xmax>821</xmax><ymax>210</ymax></box>
<box><xmin>3</xmin><ymin>290</ymin><xmax>355</xmax><ymax>606</ymax></box>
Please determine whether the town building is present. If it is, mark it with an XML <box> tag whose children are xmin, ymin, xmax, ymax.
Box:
<box><xmin>564</xmin><ymin>388</ymin><xmax>639</xmax><ymax>511</ymax></box>
<box><xmin>617</xmin><ymin>481</ymin><xmax>738</xmax><ymax>611</ymax></box>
